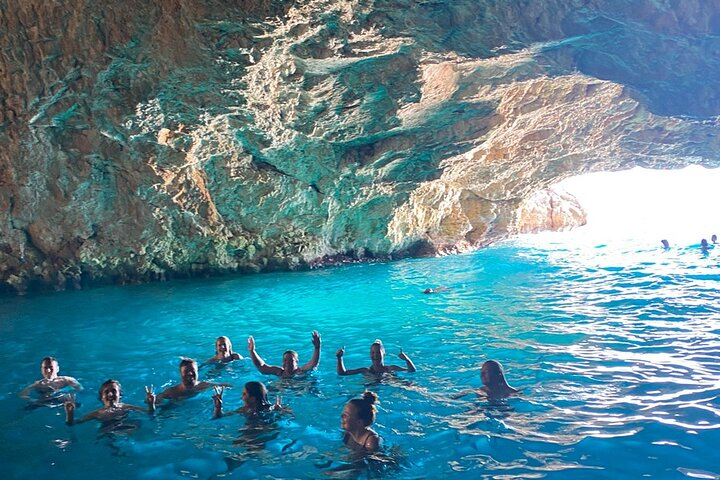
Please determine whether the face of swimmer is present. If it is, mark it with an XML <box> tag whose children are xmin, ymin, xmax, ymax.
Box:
<box><xmin>341</xmin><ymin>402</ymin><xmax>361</xmax><ymax>432</ymax></box>
<box><xmin>282</xmin><ymin>351</ymin><xmax>299</xmax><ymax>372</ymax></box>
<box><xmin>100</xmin><ymin>382</ymin><xmax>121</xmax><ymax>407</ymax></box>
<box><xmin>40</xmin><ymin>358</ymin><xmax>59</xmax><ymax>380</ymax></box>
<box><xmin>369</xmin><ymin>343</ymin><xmax>385</xmax><ymax>364</ymax></box>
<box><xmin>215</xmin><ymin>337</ymin><xmax>231</xmax><ymax>357</ymax></box>
<box><xmin>180</xmin><ymin>362</ymin><xmax>198</xmax><ymax>388</ymax></box>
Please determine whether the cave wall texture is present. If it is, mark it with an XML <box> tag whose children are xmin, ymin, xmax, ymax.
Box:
<box><xmin>2</xmin><ymin>0</ymin><xmax>720</xmax><ymax>293</ymax></box>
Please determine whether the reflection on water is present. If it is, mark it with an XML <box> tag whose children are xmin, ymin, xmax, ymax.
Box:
<box><xmin>1</xmin><ymin>235</ymin><xmax>720</xmax><ymax>479</ymax></box>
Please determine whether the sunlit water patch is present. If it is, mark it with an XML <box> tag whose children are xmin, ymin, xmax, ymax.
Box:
<box><xmin>1</xmin><ymin>237</ymin><xmax>719</xmax><ymax>479</ymax></box>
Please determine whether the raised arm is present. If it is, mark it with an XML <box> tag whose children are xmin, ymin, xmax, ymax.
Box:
<box><xmin>336</xmin><ymin>347</ymin><xmax>370</xmax><ymax>376</ymax></box>
<box><xmin>63</xmin><ymin>394</ymin><xmax>97</xmax><ymax>425</ymax></box>
<box><xmin>389</xmin><ymin>349</ymin><xmax>416</xmax><ymax>372</ymax></box>
<box><xmin>300</xmin><ymin>330</ymin><xmax>321</xmax><ymax>372</ymax></box>
<box><xmin>247</xmin><ymin>336</ymin><xmax>283</xmax><ymax>376</ymax></box>
<box><xmin>212</xmin><ymin>386</ymin><xmax>224</xmax><ymax>418</ymax></box>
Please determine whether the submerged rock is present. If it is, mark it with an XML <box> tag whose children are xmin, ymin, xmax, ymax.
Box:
<box><xmin>2</xmin><ymin>0</ymin><xmax>720</xmax><ymax>293</ymax></box>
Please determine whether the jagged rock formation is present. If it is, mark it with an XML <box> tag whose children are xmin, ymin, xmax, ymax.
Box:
<box><xmin>2</xmin><ymin>0</ymin><xmax>720</xmax><ymax>293</ymax></box>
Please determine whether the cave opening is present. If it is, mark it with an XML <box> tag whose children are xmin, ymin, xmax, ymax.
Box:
<box><xmin>542</xmin><ymin>165</ymin><xmax>720</xmax><ymax>247</ymax></box>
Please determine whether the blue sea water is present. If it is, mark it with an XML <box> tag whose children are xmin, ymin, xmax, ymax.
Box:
<box><xmin>1</xmin><ymin>235</ymin><xmax>719</xmax><ymax>479</ymax></box>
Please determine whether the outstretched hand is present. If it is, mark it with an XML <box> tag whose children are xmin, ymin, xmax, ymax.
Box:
<box><xmin>247</xmin><ymin>336</ymin><xmax>255</xmax><ymax>352</ymax></box>
<box><xmin>64</xmin><ymin>393</ymin><xmax>76</xmax><ymax>415</ymax></box>
<box><xmin>144</xmin><ymin>385</ymin><xmax>155</xmax><ymax>406</ymax></box>
<box><xmin>212</xmin><ymin>386</ymin><xmax>225</xmax><ymax>409</ymax></box>
<box><xmin>274</xmin><ymin>394</ymin><xmax>282</xmax><ymax>410</ymax></box>
<box><xmin>336</xmin><ymin>346</ymin><xmax>345</xmax><ymax>358</ymax></box>
<box><xmin>398</xmin><ymin>349</ymin><xmax>409</xmax><ymax>361</ymax></box>
<box><xmin>311</xmin><ymin>330</ymin><xmax>321</xmax><ymax>348</ymax></box>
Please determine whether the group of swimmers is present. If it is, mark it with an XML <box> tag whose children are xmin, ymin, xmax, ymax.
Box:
<box><xmin>22</xmin><ymin>335</ymin><xmax>517</xmax><ymax>454</ymax></box>
<box><xmin>661</xmin><ymin>234</ymin><xmax>718</xmax><ymax>252</ymax></box>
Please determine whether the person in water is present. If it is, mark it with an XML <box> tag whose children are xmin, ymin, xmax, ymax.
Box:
<box><xmin>341</xmin><ymin>391</ymin><xmax>381</xmax><ymax>452</ymax></box>
<box><xmin>146</xmin><ymin>358</ymin><xmax>230</xmax><ymax>410</ymax></box>
<box><xmin>712</xmin><ymin>234</ymin><xmax>718</xmax><ymax>244</ymax></box>
<box><xmin>336</xmin><ymin>339</ymin><xmax>416</xmax><ymax>375</ymax></box>
<box><xmin>247</xmin><ymin>331</ymin><xmax>321</xmax><ymax>377</ymax></box>
<box><xmin>454</xmin><ymin>360</ymin><xmax>518</xmax><ymax>399</ymax></box>
<box><xmin>660</xmin><ymin>239</ymin><xmax>670</xmax><ymax>250</ymax></box>
<box><xmin>20</xmin><ymin>357</ymin><xmax>82</xmax><ymax>404</ymax></box>
<box><xmin>701</xmin><ymin>238</ymin><xmax>710</xmax><ymax>253</ymax></box>
<box><xmin>203</xmin><ymin>336</ymin><xmax>243</xmax><ymax>365</ymax></box>
<box><xmin>212</xmin><ymin>381</ymin><xmax>283</xmax><ymax>418</ymax></box>
<box><xmin>423</xmin><ymin>286</ymin><xmax>450</xmax><ymax>294</ymax></box>
<box><xmin>64</xmin><ymin>379</ymin><xmax>152</xmax><ymax>425</ymax></box>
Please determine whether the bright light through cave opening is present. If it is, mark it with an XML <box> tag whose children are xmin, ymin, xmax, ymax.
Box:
<box><xmin>541</xmin><ymin>165</ymin><xmax>720</xmax><ymax>247</ymax></box>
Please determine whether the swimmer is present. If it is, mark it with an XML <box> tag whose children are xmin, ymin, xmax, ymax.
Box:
<box><xmin>212</xmin><ymin>381</ymin><xmax>283</xmax><ymax>418</ymax></box>
<box><xmin>423</xmin><ymin>286</ymin><xmax>450</xmax><ymax>294</ymax></box>
<box><xmin>20</xmin><ymin>357</ymin><xmax>82</xmax><ymax>404</ymax></box>
<box><xmin>701</xmin><ymin>238</ymin><xmax>710</xmax><ymax>253</ymax></box>
<box><xmin>336</xmin><ymin>340</ymin><xmax>416</xmax><ymax>376</ymax></box>
<box><xmin>712</xmin><ymin>234</ymin><xmax>718</xmax><ymax>244</ymax></box>
<box><xmin>660</xmin><ymin>239</ymin><xmax>670</xmax><ymax>250</ymax></box>
<box><xmin>146</xmin><ymin>358</ymin><xmax>231</xmax><ymax>411</ymax></box>
<box><xmin>203</xmin><ymin>336</ymin><xmax>243</xmax><ymax>366</ymax></box>
<box><xmin>453</xmin><ymin>360</ymin><xmax>518</xmax><ymax>399</ymax></box>
<box><xmin>64</xmin><ymin>379</ymin><xmax>152</xmax><ymax>425</ymax></box>
<box><xmin>247</xmin><ymin>331</ymin><xmax>321</xmax><ymax>377</ymax></box>
<box><xmin>341</xmin><ymin>391</ymin><xmax>381</xmax><ymax>453</ymax></box>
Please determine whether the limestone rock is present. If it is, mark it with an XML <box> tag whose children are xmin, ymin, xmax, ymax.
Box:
<box><xmin>516</xmin><ymin>189</ymin><xmax>587</xmax><ymax>234</ymax></box>
<box><xmin>2</xmin><ymin>0</ymin><xmax>720</xmax><ymax>293</ymax></box>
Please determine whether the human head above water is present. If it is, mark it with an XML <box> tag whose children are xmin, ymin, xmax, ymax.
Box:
<box><xmin>480</xmin><ymin>360</ymin><xmax>509</xmax><ymax>387</ymax></box>
<box><xmin>179</xmin><ymin>358</ymin><xmax>198</xmax><ymax>386</ymax></box>
<box><xmin>40</xmin><ymin>356</ymin><xmax>59</xmax><ymax>379</ymax></box>
<box><xmin>344</xmin><ymin>391</ymin><xmax>379</xmax><ymax>428</ymax></box>
<box><xmin>370</xmin><ymin>340</ymin><xmax>385</xmax><ymax>363</ymax></box>
<box><xmin>215</xmin><ymin>336</ymin><xmax>233</xmax><ymax>356</ymax></box>
<box><xmin>282</xmin><ymin>350</ymin><xmax>299</xmax><ymax>371</ymax></box>
<box><xmin>98</xmin><ymin>379</ymin><xmax>122</xmax><ymax>403</ymax></box>
<box><xmin>242</xmin><ymin>381</ymin><xmax>271</xmax><ymax>410</ymax></box>
<box><xmin>661</xmin><ymin>239</ymin><xmax>669</xmax><ymax>249</ymax></box>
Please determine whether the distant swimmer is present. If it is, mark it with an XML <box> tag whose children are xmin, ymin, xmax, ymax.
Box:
<box><xmin>423</xmin><ymin>286</ymin><xmax>450</xmax><ymax>294</ymax></box>
<box><xmin>712</xmin><ymin>234</ymin><xmax>718</xmax><ymax>244</ymax></box>
<box><xmin>20</xmin><ymin>357</ymin><xmax>82</xmax><ymax>405</ymax></box>
<box><xmin>336</xmin><ymin>339</ymin><xmax>416</xmax><ymax>376</ymax></box>
<box><xmin>701</xmin><ymin>238</ymin><xmax>711</xmax><ymax>253</ymax></box>
<box><xmin>212</xmin><ymin>381</ymin><xmax>284</xmax><ymax>418</ymax></box>
<box><xmin>146</xmin><ymin>358</ymin><xmax>231</xmax><ymax>410</ymax></box>
<box><xmin>453</xmin><ymin>360</ymin><xmax>518</xmax><ymax>400</ymax></box>
<box><xmin>341</xmin><ymin>391</ymin><xmax>381</xmax><ymax>453</ymax></box>
<box><xmin>661</xmin><ymin>239</ymin><xmax>670</xmax><ymax>250</ymax></box>
<box><xmin>64</xmin><ymin>379</ymin><xmax>152</xmax><ymax>427</ymax></box>
<box><xmin>247</xmin><ymin>331</ymin><xmax>321</xmax><ymax>378</ymax></box>
<box><xmin>203</xmin><ymin>336</ymin><xmax>243</xmax><ymax>366</ymax></box>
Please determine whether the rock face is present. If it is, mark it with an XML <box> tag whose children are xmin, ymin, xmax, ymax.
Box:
<box><xmin>516</xmin><ymin>189</ymin><xmax>586</xmax><ymax>234</ymax></box>
<box><xmin>2</xmin><ymin>0</ymin><xmax>720</xmax><ymax>293</ymax></box>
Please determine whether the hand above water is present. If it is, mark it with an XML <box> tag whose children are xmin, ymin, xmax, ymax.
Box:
<box><xmin>398</xmin><ymin>349</ymin><xmax>410</xmax><ymax>361</ymax></box>
<box><xmin>336</xmin><ymin>346</ymin><xmax>345</xmax><ymax>358</ymax></box>
<box><xmin>248</xmin><ymin>336</ymin><xmax>256</xmax><ymax>352</ymax></box>
<box><xmin>311</xmin><ymin>330</ymin><xmax>321</xmax><ymax>348</ymax></box>
<box><xmin>144</xmin><ymin>385</ymin><xmax>155</xmax><ymax>408</ymax></box>
<box><xmin>212</xmin><ymin>386</ymin><xmax>224</xmax><ymax>409</ymax></box>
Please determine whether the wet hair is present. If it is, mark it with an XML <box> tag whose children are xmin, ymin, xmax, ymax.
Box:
<box><xmin>98</xmin><ymin>379</ymin><xmax>121</xmax><ymax>401</ymax></box>
<box><xmin>283</xmin><ymin>350</ymin><xmax>298</xmax><ymax>361</ymax></box>
<box><xmin>41</xmin><ymin>356</ymin><xmax>57</xmax><ymax>365</ymax></box>
<box><xmin>215</xmin><ymin>336</ymin><xmax>233</xmax><ymax>353</ymax></box>
<box><xmin>371</xmin><ymin>340</ymin><xmax>385</xmax><ymax>353</ymax></box>
<box><xmin>481</xmin><ymin>360</ymin><xmax>508</xmax><ymax>386</ymax></box>
<box><xmin>348</xmin><ymin>391</ymin><xmax>378</xmax><ymax>426</ymax></box>
<box><xmin>244</xmin><ymin>381</ymin><xmax>271</xmax><ymax>411</ymax></box>
<box><xmin>179</xmin><ymin>358</ymin><xmax>197</xmax><ymax>370</ymax></box>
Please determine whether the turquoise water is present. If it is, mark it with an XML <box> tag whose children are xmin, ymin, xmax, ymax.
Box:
<box><xmin>1</xmin><ymin>237</ymin><xmax>719</xmax><ymax>479</ymax></box>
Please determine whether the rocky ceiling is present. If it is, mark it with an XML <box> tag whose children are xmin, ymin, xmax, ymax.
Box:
<box><xmin>2</xmin><ymin>0</ymin><xmax>719</xmax><ymax>293</ymax></box>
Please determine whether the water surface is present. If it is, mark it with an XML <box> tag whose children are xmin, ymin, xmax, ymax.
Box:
<box><xmin>1</xmin><ymin>236</ymin><xmax>719</xmax><ymax>479</ymax></box>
